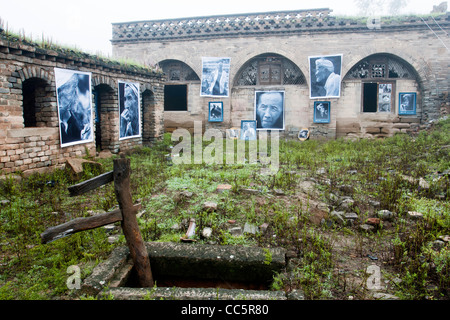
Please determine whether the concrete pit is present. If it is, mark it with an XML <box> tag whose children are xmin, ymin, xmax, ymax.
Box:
<box><xmin>82</xmin><ymin>242</ymin><xmax>288</xmax><ymax>300</ymax></box>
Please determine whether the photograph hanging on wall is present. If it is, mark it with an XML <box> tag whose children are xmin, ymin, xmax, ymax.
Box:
<box><xmin>208</xmin><ymin>102</ymin><xmax>224</xmax><ymax>122</ymax></box>
<box><xmin>55</xmin><ymin>68</ymin><xmax>93</xmax><ymax>148</ymax></box>
<box><xmin>309</xmin><ymin>54</ymin><xmax>342</xmax><ymax>99</ymax></box>
<box><xmin>314</xmin><ymin>101</ymin><xmax>331</xmax><ymax>123</ymax></box>
<box><xmin>255</xmin><ymin>91</ymin><xmax>285</xmax><ymax>130</ymax></box>
<box><xmin>378</xmin><ymin>83</ymin><xmax>392</xmax><ymax>112</ymax></box>
<box><xmin>118</xmin><ymin>81</ymin><xmax>141</xmax><ymax>140</ymax></box>
<box><xmin>399</xmin><ymin>92</ymin><xmax>417</xmax><ymax>115</ymax></box>
<box><xmin>240</xmin><ymin>120</ymin><xmax>257</xmax><ymax>141</ymax></box>
<box><xmin>200</xmin><ymin>57</ymin><xmax>231</xmax><ymax>97</ymax></box>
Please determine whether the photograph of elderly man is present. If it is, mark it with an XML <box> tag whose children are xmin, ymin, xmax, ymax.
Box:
<box><xmin>309</xmin><ymin>55</ymin><xmax>342</xmax><ymax>99</ymax></box>
<box><xmin>255</xmin><ymin>91</ymin><xmax>285</xmax><ymax>130</ymax></box>
<box><xmin>201</xmin><ymin>57</ymin><xmax>230</xmax><ymax>97</ymax></box>
<box><xmin>55</xmin><ymin>68</ymin><xmax>93</xmax><ymax>147</ymax></box>
<box><xmin>119</xmin><ymin>81</ymin><xmax>140</xmax><ymax>139</ymax></box>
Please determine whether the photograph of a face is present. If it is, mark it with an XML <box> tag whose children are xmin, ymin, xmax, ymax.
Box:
<box><xmin>240</xmin><ymin>120</ymin><xmax>257</xmax><ymax>141</ymax></box>
<box><xmin>309</xmin><ymin>54</ymin><xmax>342</xmax><ymax>99</ymax></box>
<box><xmin>208</xmin><ymin>102</ymin><xmax>224</xmax><ymax>122</ymax></box>
<box><xmin>378</xmin><ymin>83</ymin><xmax>392</xmax><ymax>112</ymax></box>
<box><xmin>201</xmin><ymin>57</ymin><xmax>230</xmax><ymax>97</ymax></box>
<box><xmin>314</xmin><ymin>101</ymin><xmax>331</xmax><ymax>123</ymax></box>
<box><xmin>118</xmin><ymin>81</ymin><xmax>141</xmax><ymax>140</ymax></box>
<box><xmin>399</xmin><ymin>92</ymin><xmax>417</xmax><ymax>115</ymax></box>
<box><xmin>55</xmin><ymin>68</ymin><xmax>93</xmax><ymax>148</ymax></box>
<box><xmin>255</xmin><ymin>91</ymin><xmax>285</xmax><ymax>130</ymax></box>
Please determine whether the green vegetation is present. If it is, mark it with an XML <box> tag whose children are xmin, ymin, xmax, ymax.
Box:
<box><xmin>0</xmin><ymin>18</ymin><xmax>160</xmax><ymax>74</ymax></box>
<box><xmin>0</xmin><ymin>118</ymin><xmax>448</xmax><ymax>300</ymax></box>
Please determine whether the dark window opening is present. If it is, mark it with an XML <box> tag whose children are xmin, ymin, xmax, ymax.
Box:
<box><xmin>363</xmin><ymin>82</ymin><xmax>394</xmax><ymax>113</ymax></box>
<box><xmin>363</xmin><ymin>83</ymin><xmax>378</xmax><ymax>113</ymax></box>
<box><xmin>22</xmin><ymin>78</ymin><xmax>47</xmax><ymax>127</ymax></box>
<box><xmin>164</xmin><ymin>85</ymin><xmax>188</xmax><ymax>111</ymax></box>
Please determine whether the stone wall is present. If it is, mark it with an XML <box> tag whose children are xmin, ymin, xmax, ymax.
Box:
<box><xmin>0</xmin><ymin>32</ymin><xmax>165</xmax><ymax>175</ymax></box>
<box><xmin>112</xmin><ymin>9</ymin><xmax>449</xmax><ymax>140</ymax></box>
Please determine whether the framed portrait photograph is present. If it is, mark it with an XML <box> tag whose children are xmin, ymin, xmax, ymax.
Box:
<box><xmin>309</xmin><ymin>54</ymin><xmax>343</xmax><ymax>99</ymax></box>
<box><xmin>55</xmin><ymin>68</ymin><xmax>94</xmax><ymax>148</ymax></box>
<box><xmin>240</xmin><ymin>120</ymin><xmax>257</xmax><ymax>141</ymax></box>
<box><xmin>255</xmin><ymin>91</ymin><xmax>285</xmax><ymax>130</ymax></box>
<box><xmin>200</xmin><ymin>57</ymin><xmax>231</xmax><ymax>97</ymax></box>
<box><xmin>208</xmin><ymin>102</ymin><xmax>224</xmax><ymax>122</ymax></box>
<box><xmin>118</xmin><ymin>81</ymin><xmax>141</xmax><ymax>140</ymax></box>
<box><xmin>399</xmin><ymin>92</ymin><xmax>417</xmax><ymax>115</ymax></box>
<box><xmin>314</xmin><ymin>101</ymin><xmax>331</xmax><ymax>123</ymax></box>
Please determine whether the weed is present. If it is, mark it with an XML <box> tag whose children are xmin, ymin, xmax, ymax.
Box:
<box><xmin>0</xmin><ymin>118</ymin><xmax>448</xmax><ymax>300</ymax></box>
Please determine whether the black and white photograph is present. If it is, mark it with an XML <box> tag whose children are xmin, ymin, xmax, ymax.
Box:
<box><xmin>314</xmin><ymin>101</ymin><xmax>331</xmax><ymax>123</ymax></box>
<box><xmin>399</xmin><ymin>92</ymin><xmax>417</xmax><ymax>115</ymax></box>
<box><xmin>118</xmin><ymin>81</ymin><xmax>141</xmax><ymax>140</ymax></box>
<box><xmin>255</xmin><ymin>91</ymin><xmax>285</xmax><ymax>130</ymax></box>
<box><xmin>378</xmin><ymin>83</ymin><xmax>392</xmax><ymax>112</ymax></box>
<box><xmin>208</xmin><ymin>102</ymin><xmax>224</xmax><ymax>122</ymax></box>
<box><xmin>200</xmin><ymin>57</ymin><xmax>230</xmax><ymax>97</ymax></box>
<box><xmin>298</xmin><ymin>128</ymin><xmax>310</xmax><ymax>141</ymax></box>
<box><xmin>55</xmin><ymin>68</ymin><xmax>93</xmax><ymax>147</ymax></box>
<box><xmin>240</xmin><ymin>120</ymin><xmax>257</xmax><ymax>141</ymax></box>
<box><xmin>309</xmin><ymin>54</ymin><xmax>342</xmax><ymax>99</ymax></box>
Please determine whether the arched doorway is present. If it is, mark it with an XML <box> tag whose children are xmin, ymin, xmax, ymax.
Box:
<box><xmin>22</xmin><ymin>77</ymin><xmax>55</xmax><ymax>128</ymax></box>
<box><xmin>344</xmin><ymin>53</ymin><xmax>421</xmax><ymax>114</ymax></box>
<box><xmin>93</xmin><ymin>84</ymin><xmax>115</xmax><ymax>151</ymax></box>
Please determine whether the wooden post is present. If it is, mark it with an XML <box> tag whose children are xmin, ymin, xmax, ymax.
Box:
<box><xmin>113</xmin><ymin>155</ymin><xmax>154</xmax><ymax>287</ymax></box>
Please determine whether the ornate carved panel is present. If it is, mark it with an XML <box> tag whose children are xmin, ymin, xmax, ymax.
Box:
<box><xmin>236</xmin><ymin>54</ymin><xmax>305</xmax><ymax>86</ymax></box>
<box><xmin>345</xmin><ymin>54</ymin><xmax>416</xmax><ymax>80</ymax></box>
<box><xmin>159</xmin><ymin>60</ymin><xmax>200</xmax><ymax>82</ymax></box>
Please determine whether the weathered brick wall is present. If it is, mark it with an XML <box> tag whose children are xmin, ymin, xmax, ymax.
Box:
<box><xmin>112</xmin><ymin>10</ymin><xmax>449</xmax><ymax>140</ymax></box>
<box><xmin>0</xmin><ymin>34</ymin><xmax>165</xmax><ymax>175</ymax></box>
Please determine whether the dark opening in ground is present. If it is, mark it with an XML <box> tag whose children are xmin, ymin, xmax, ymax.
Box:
<box><xmin>125</xmin><ymin>267</ymin><xmax>271</xmax><ymax>290</ymax></box>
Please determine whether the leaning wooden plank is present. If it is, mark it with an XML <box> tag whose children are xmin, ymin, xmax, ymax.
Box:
<box><xmin>40</xmin><ymin>204</ymin><xmax>141</xmax><ymax>244</ymax></box>
<box><xmin>113</xmin><ymin>156</ymin><xmax>154</xmax><ymax>287</ymax></box>
<box><xmin>68</xmin><ymin>171</ymin><xmax>114</xmax><ymax>197</ymax></box>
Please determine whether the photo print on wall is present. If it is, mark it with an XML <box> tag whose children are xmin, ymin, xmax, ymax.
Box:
<box><xmin>399</xmin><ymin>92</ymin><xmax>417</xmax><ymax>115</ymax></box>
<box><xmin>200</xmin><ymin>57</ymin><xmax>231</xmax><ymax>97</ymax></box>
<box><xmin>208</xmin><ymin>102</ymin><xmax>224</xmax><ymax>122</ymax></box>
<box><xmin>118</xmin><ymin>81</ymin><xmax>141</xmax><ymax>140</ymax></box>
<box><xmin>55</xmin><ymin>68</ymin><xmax>93</xmax><ymax>148</ymax></box>
<box><xmin>240</xmin><ymin>120</ymin><xmax>257</xmax><ymax>141</ymax></box>
<box><xmin>378</xmin><ymin>83</ymin><xmax>392</xmax><ymax>112</ymax></box>
<box><xmin>314</xmin><ymin>101</ymin><xmax>331</xmax><ymax>123</ymax></box>
<box><xmin>255</xmin><ymin>90</ymin><xmax>285</xmax><ymax>130</ymax></box>
<box><xmin>309</xmin><ymin>54</ymin><xmax>343</xmax><ymax>99</ymax></box>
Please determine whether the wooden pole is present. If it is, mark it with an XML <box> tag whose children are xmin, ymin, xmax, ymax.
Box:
<box><xmin>40</xmin><ymin>204</ymin><xmax>141</xmax><ymax>244</ymax></box>
<box><xmin>113</xmin><ymin>155</ymin><xmax>154</xmax><ymax>287</ymax></box>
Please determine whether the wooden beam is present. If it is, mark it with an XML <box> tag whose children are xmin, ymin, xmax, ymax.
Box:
<box><xmin>40</xmin><ymin>204</ymin><xmax>141</xmax><ymax>244</ymax></box>
<box><xmin>113</xmin><ymin>156</ymin><xmax>154</xmax><ymax>287</ymax></box>
<box><xmin>68</xmin><ymin>171</ymin><xmax>114</xmax><ymax>197</ymax></box>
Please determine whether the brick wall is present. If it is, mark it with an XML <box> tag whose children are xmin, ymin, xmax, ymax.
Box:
<box><xmin>112</xmin><ymin>11</ymin><xmax>449</xmax><ymax>140</ymax></box>
<box><xmin>0</xmin><ymin>34</ymin><xmax>165</xmax><ymax>175</ymax></box>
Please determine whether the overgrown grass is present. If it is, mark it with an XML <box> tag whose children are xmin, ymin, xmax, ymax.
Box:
<box><xmin>0</xmin><ymin>118</ymin><xmax>448</xmax><ymax>300</ymax></box>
